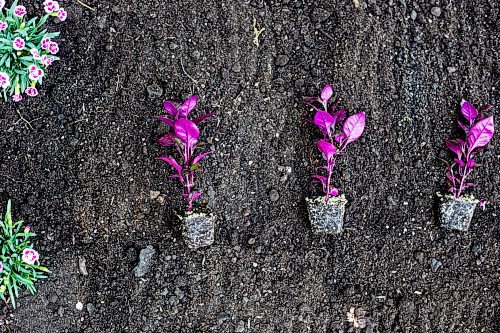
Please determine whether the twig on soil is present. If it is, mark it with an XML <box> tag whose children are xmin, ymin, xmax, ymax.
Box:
<box><xmin>76</xmin><ymin>0</ymin><xmax>96</xmax><ymax>12</ymax></box>
<box><xmin>180</xmin><ymin>57</ymin><xmax>198</xmax><ymax>84</ymax></box>
<box><xmin>252</xmin><ymin>17</ymin><xmax>265</xmax><ymax>48</ymax></box>
<box><xmin>317</xmin><ymin>28</ymin><xmax>336</xmax><ymax>43</ymax></box>
<box><xmin>15</xmin><ymin>110</ymin><xmax>40</xmax><ymax>131</ymax></box>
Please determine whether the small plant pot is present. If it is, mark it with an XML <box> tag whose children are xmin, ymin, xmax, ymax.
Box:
<box><xmin>438</xmin><ymin>194</ymin><xmax>479</xmax><ymax>231</ymax></box>
<box><xmin>178</xmin><ymin>209</ymin><xmax>215</xmax><ymax>249</ymax></box>
<box><xmin>305</xmin><ymin>195</ymin><xmax>347</xmax><ymax>234</ymax></box>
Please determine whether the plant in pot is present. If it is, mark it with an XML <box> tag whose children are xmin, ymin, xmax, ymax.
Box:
<box><xmin>157</xmin><ymin>95</ymin><xmax>215</xmax><ymax>249</ymax></box>
<box><xmin>0</xmin><ymin>200</ymin><xmax>50</xmax><ymax>308</ymax></box>
<box><xmin>304</xmin><ymin>84</ymin><xmax>366</xmax><ymax>234</ymax></box>
<box><xmin>439</xmin><ymin>100</ymin><xmax>494</xmax><ymax>231</ymax></box>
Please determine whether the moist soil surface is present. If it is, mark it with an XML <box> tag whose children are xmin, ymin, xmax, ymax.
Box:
<box><xmin>0</xmin><ymin>0</ymin><xmax>499</xmax><ymax>332</ymax></box>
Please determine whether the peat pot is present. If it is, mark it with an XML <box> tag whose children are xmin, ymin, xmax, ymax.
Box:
<box><xmin>439</xmin><ymin>194</ymin><xmax>479</xmax><ymax>231</ymax></box>
<box><xmin>305</xmin><ymin>195</ymin><xmax>347</xmax><ymax>234</ymax></box>
<box><xmin>179</xmin><ymin>209</ymin><xmax>215</xmax><ymax>249</ymax></box>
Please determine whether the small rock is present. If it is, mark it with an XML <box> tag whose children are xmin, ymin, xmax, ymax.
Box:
<box><xmin>132</xmin><ymin>245</ymin><xmax>156</xmax><ymax>278</ymax></box>
<box><xmin>57</xmin><ymin>307</ymin><xmax>64</xmax><ymax>317</ymax></box>
<box><xmin>79</xmin><ymin>257</ymin><xmax>88</xmax><ymax>276</ymax></box>
<box><xmin>248</xmin><ymin>238</ymin><xmax>256</xmax><ymax>245</ymax></box>
<box><xmin>76</xmin><ymin>301</ymin><xmax>84</xmax><ymax>311</ymax></box>
<box><xmin>217</xmin><ymin>312</ymin><xmax>229</xmax><ymax>324</ymax></box>
<box><xmin>414</xmin><ymin>251</ymin><xmax>425</xmax><ymax>264</ymax></box>
<box><xmin>174</xmin><ymin>287</ymin><xmax>185</xmax><ymax>299</ymax></box>
<box><xmin>235</xmin><ymin>321</ymin><xmax>245</xmax><ymax>332</ymax></box>
<box><xmin>275</xmin><ymin>55</ymin><xmax>289</xmax><ymax>67</ymax></box>
<box><xmin>232</xmin><ymin>62</ymin><xmax>241</xmax><ymax>73</ymax></box>
<box><xmin>431</xmin><ymin>7</ymin><xmax>442</xmax><ymax>17</ymax></box>
<box><xmin>150</xmin><ymin>190</ymin><xmax>161</xmax><ymax>200</ymax></box>
<box><xmin>86</xmin><ymin>303</ymin><xmax>95</xmax><ymax>316</ymax></box>
<box><xmin>147</xmin><ymin>84</ymin><xmax>163</xmax><ymax>98</ymax></box>
<box><xmin>410</xmin><ymin>10</ymin><xmax>417</xmax><ymax>20</ymax></box>
<box><xmin>447</xmin><ymin>66</ymin><xmax>457</xmax><ymax>74</ymax></box>
<box><xmin>430</xmin><ymin>258</ymin><xmax>442</xmax><ymax>272</ymax></box>
<box><xmin>268</xmin><ymin>189</ymin><xmax>279</xmax><ymax>202</ymax></box>
<box><xmin>472</xmin><ymin>243</ymin><xmax>481</xmax><ymax>255</ymax></box>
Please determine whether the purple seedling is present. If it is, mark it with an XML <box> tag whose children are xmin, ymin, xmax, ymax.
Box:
<box><xmin>444</xmin><ymin>100</ymin><xmax>494</xmax><ymax>198</ymax></box>
<box><xmin>157</xmin><ymin>95</ymin><xmax>214</xmax><ymax>212</ymax></box>
<box><xmin>305</xmin><ymin>85</ymin><xmax>366</xmax><ymax>203</ymax></box>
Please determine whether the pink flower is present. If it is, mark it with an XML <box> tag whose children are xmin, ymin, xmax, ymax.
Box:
<box><xmin>28</xmin><ymin>65</ymin><xmax>44</xmax><ymax>80</ymax></box>
<box><xmin>43</xmin><ymin>0</ymin><xmax>59</xmax><ymax>14</ymax></box>
<box><xmin>0</xmin><ymin>20</ymin><xmax>7</xmax><ymax>31</ymax></box>
<box><xmin>57</xmin><ymin>8</ymin><xmax>67</xmax><ymax>21</ymax></box>
<box><xmin>41</xmin><ymin>37</ymin><xmax>51</xmax><ymax>50</ymax></box>
<box><xmin>24</xmin><ymin>225</ymin><xmax>31</xmax><ymax>233</ymax></box>
<box><xmin>0</xmin><ymin>72</ymin><xmax>10</xmax><ymax>89</ymax></box>
<box><xmin>13</xmin><ymin>37</ymin><xmax>25</xmax><ymax>51</ymax></box>
<box><xmin>0</xmin><ymin>262</ymin><xmax>3</xmax><ymax>272</ymax></box>
<box><xmin>41</xmin><ymin>55</ymin><xmax>54</xmax><ymax>67</ymax></box>
<box><xmin>13</xmin><ymin>5</ymin><xmax>26</xmax><ymax>18</ymax></box>
<box><xmin>22</xmin><ymin>248</ymin><xmax>39</xmax><ymax>265</ymax></box>
<box><xmin>48</xmin><ymin>42</ymin><xmax>59</xmax><ymax>54</ymax></box>
<box><xmin>12</xmin><ymin>94</ymin><xmax>23</xmax><ymax>102</ymax></box>
<box><xmin>30</xmin><ymin>48</ymin><xmax>41</xmax><ymax>60</ymax></box>
<box><xmin>26</xmin><ymin>87</ymin><xmax>38</xmax><ymax>97</ymax></box>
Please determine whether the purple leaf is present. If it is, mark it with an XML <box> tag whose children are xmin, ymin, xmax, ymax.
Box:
<box><xmin>159</xmin><ymin>157</ymin><xmax>183</xmax><ymax>179</ymax></box>
<box><xmin>192</xmin><ymin>113</ymin><xmax>214</xmax><ymax>124</ymax></box>
<box><xmin>332</xmin><ymin>109</ymin><xmax>346</xmax><ymax>126</ymax></box>
<box><xmin>313</xmin><ymin>111</ymin><xmax>335</xmax><ymax>134</ymax></box>
<box><xmin>158</xmin><ymin>116</ymin><xmax>175</xmax><ymax>127</ymax></box>
<box><xmin>461</xmin><ymin>100</ymin><xmax>478</xmax><ymax>124</ymax></box>
<box><xmin>179</xmin><ymin>95</ymin><xmax>198</xmax><ymax>117</ymax></box>
<box><xmin>163</xmin><ymin>101</ymin><xmax>178</xmax><ymax>117</ymax></box>
<box><xmin>329</xmin><ymin>188</ymin><xmax>339</xmax><ymax>196</ymax></box>
<box><xmin>466</xmin><ymin>159</ymin><xmax>476</xmax><ymax>168</ymax></box>
<box><xmin>457</xmin><ymin>120</ymin><xmax>468</xmax><ymax>133</ymax></box>
<box><xmin>317</xmin><ymin>139</ymin><xmax>336</xmax><ymax>161</ymax></box>
<box><xmin>192</xmin><ymin>151</ymin><xmax>213</xmax><ymax>165</ymax></box>
<box><xmin>445</xmin><ymin>140</ymin><xmax>462</xmax><ymax>158</ymax></box>
<box><xmin>454</xmin><ymin>158</ymin><xmax>465</xmax><ymax>167</ymax></box>
<box><xmin>191</xmin><ymin>192</ymin><xmax>202</xmax><ymax>201</ymax></box>
<box><xmin>174</xmin><ymin>119</ymin><xmax>200</xmax><ymax>148</ymax></box>
<box><xmin>467</xmin><ymin>116</ymin><xmax>494</xmax><ymax>151</ymax></box>
<box><xmin>321</xmin><ymin>85</ymin><xmax>333</xmax><ymax>102</ymax></box>
<box><xmin>335</xmin><ymin>133</ymin><xmax>346</xmax><ymax>143</ymax></box>
<box><xmin>341</xmin><ymin>112</ymin><xmax>366</xmax><ymax>145</ymax></box>
<box><xmin>158</xmin><ymin>133</ymin><xmax>175</xmax><ymax>146</ymax></box>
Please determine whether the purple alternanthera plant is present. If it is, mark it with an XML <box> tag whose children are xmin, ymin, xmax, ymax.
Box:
<box><xmin>445</xmin><ymin>100</ymin><xmax>494</xmax><ymax>198</ymax></box>
<box><xmin>305</xmin><ymin>84</ymin><xmax>366</xmax><ymax>203</ymax></box>
<box><xmin>157</xmin><ymin>96</ymin><xmax>214</xmax><ymax>212</ymax></box>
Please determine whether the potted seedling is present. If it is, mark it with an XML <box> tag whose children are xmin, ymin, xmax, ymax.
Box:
<box><xmin>0</xmin><ymin>200</ymin><xmax>50</xmax><ymax>308</ymax></box>
<box><xmin>439</xmin><ymin>100</ymin><xmax>494</xmax><ymax>231</ymax></box>
<box><xmin>157</xmin><ymin>95</ymin><xmax>215</xmax><ymax>249</ymax></box>
<box><xmin>0</xmin><ymin>0</ymin><xmax>67</xmax><ymax>101</ymax></box>
<box><xmin>304</xmin><ymin>84</ymin><xmax>366</xmax><ymax>234</ymax></box>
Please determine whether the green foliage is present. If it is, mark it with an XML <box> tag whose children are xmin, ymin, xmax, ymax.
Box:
<box><xmin>0</xmin><ymin>200</ymin><xmax>50</xmax><ymax>309</ymax></box>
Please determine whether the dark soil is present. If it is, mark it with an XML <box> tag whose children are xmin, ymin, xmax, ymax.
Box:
<box><xmin>0</xmin><ymin>0</ymin><xmax>499</xmax><ymax>332</ymax></box>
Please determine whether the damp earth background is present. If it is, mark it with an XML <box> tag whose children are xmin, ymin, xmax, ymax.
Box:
<box><xmin>0</xmin><ymin>0</ymin><xmax>499</xmax><ymax>332</ymax></box>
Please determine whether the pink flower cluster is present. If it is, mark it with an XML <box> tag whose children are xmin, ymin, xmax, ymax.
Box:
<box><xmin>43</xmin><ymin>0</ymin><xmax>67</xmax><ymax>21</ymax></box>
<box><xmin>13</xmin><ymin>37</ymin><xmax>25</xmax><ymax>50</ymax></box>
<box><xmin>28</xmin><ymin>65</ymin><xmax>44</xmax><ymax>80</ymax></box>
<box><xmin>22</xmin><ymin>248</ymin><xmax>39</xmax><ymax>265</ymax></box>
<box><xmin>13</xmin><ymin>5</ymin><xmax>26</xmax><ymax>18</ymax></box>
<box><xmin>0</xmin><ymin>72</ymin><xmax>9</xmax><ymax>89</ymax></box>
<box><xmin>41</xmin><ymin>37</ymin><xmax>59</xmax><ymax>55</ymax></box>
<box><xmin>0</xmin><ymin>20</ymin><xmax>7</xmax><ymax>31</ymax></box>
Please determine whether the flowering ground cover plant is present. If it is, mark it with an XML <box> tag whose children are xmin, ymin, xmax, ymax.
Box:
<box><xmin>440</xmin><ymin>100</ymin><xmax>495</xmax><ymax>231</ymax></box>
<box><xmin>305</xmin><ymin>84</ymin><xmax>366</xmax><ymax>203</ymax></box>
<box><xmin>0</xmin><ymin>0</ymin><xmax>67</xmax><ymax>102</ymax></box>
<box><xmin>0</xmin><ymin>200</ymin><xmax>50</xmax><ymax>308</ymax></box>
